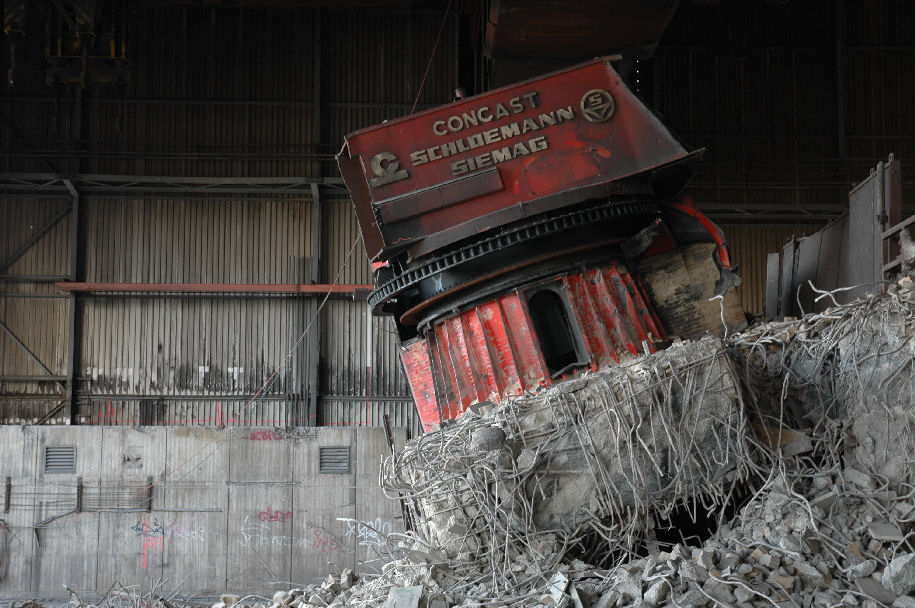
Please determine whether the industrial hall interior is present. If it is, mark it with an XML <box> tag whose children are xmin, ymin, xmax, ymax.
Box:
<box><xmin>1</xmin><ymin>1</ymin><xmax>914</xmax><ymax>607</ymax></box>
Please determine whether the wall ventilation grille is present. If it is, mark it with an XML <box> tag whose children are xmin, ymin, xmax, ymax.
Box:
<box><xmin>319</xmin><ymin>446</ymin><xmax>351</xmax><ymax>474</ymax></box>
<box><xmin>44</xmin><ymin>446</ymin><xmax>77</xmax><ymax>474</ymax></box>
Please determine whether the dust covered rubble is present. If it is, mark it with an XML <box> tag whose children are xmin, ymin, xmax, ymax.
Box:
<box><xmin>216</xmin><ymin>281</ymin><xmax>915</xmax><ymax>608</ymax></box>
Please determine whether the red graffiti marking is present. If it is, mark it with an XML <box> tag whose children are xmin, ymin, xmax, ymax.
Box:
<box><xmin>242</xmin><ymin>430</ymin><xmax>282</xmax><ymax>441</ymax></box>
<box><xmin>310</xmin><ymin>528</ymin><xmax>339</xmax><ymax>554</ymax></box>
<box><xmin>141</xmin><ymin>519</ymin><xmax>163</xmax><ymax>569</ymax></box>
<box><xmin>258</xmin><ymin>508</ymin><xmax>293</xmax><ymax>523</ymax></box>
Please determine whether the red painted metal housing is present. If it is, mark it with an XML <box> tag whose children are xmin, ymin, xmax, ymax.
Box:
<box><xmin>402</xmin><ymin>262</ymin><xmax>663</xmax><ymax>431</ymax></box>
<box><xmin>338</xmin><ymin>57</ymin><xmax>695</xmax><ymax>261</ymax></box>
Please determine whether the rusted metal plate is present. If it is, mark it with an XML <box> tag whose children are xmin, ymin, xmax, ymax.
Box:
<box><xmin>339</xmin><ymin>57</ymin><xmax>693</xmax><ymax>261</ymax></box>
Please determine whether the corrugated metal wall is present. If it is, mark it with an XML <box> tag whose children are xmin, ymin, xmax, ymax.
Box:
<box><xmin>318</xmin><ymin>200</ymin><xmax>416</xmax><ymax>434</ymax></box>
<box><xmin>1</xmin><ymin>4</ymin><xmax>457</xmax><ymax>430</ymax></box>
<box><xmin>0</xmin><ymin>199</ymin><xmax>72</xmax><ymax>422</ymax></box>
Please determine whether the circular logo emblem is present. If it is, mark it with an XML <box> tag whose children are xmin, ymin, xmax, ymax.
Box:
<box><xmin>580</xmin><ymin>89</ymin><xmax>615</xmax><ymax>123</ymax></box>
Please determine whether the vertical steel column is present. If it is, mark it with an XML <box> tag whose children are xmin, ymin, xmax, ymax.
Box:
<box><xmin>308</xmin><ymin>183</ymin><xmax>322</xmax><ymax>428</ymax></box>
<box><xmin>65</xmin><ymin>179</ymin><xmax>79</xmax><ymax>425</ymax></box>
<box><xmin>307</xmin><ymin>12</ymin><xmax>323</xmax><ymax>427</ymax></box>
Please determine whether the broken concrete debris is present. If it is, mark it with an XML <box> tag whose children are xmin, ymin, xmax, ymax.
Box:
<box><xmin>214</xmin><ymin>282</ymin><xmax>913</xmax><ymax>608</ymax></box>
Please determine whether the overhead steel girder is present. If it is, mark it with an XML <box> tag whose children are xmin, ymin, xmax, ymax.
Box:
<box><xmin>0</xmin><ymin>172</ymin><xmax>347</xmax><ymax>195</ymax></box>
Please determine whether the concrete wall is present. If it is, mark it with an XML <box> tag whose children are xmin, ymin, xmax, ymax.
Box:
<box><xmin>0</xmin><ymin>426</ymin><xmax>405</xmax><ymax>599</ymax></box>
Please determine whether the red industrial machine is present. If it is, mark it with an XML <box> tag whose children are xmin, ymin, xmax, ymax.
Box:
<box><xmin>338</xmin><ymin>57</ymin><xmax>743</xmax><ymax>432</ymax></box>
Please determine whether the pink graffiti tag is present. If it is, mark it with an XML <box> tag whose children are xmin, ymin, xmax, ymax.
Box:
<box><xmin>310</xmin><ymin>528</ymin><xmax>339</xmax><ymax>554</ymax></box>
<box><xmin>140</xmin><ymin>519</ymin><xmax>163</xmax><ymax>569</ymax></box>
<box><xmin>242</xmin><ymin>431</ymin><xmax>282</xmax><ymax>441</ymax></box>
<box><xmin>258</xmin><ymin>508</ymin><xmax>293</xmax><ymax>523</ymax></box>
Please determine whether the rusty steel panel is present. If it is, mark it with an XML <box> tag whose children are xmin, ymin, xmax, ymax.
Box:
<box><xmin>340</xmin><ymin>57</ymin><xmax>693</xmax><ymax>261</ymax></box>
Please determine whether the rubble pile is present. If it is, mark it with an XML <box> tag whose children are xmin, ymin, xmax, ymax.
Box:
<box><xmin>213</xmin><ymin>281</ymin><xmax>913</xmax><ymax>608</ymax></box>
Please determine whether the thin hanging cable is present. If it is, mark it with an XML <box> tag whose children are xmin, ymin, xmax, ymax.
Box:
<box><xmin>411</xmin><ymin>0</ymin><xmax>453</xmax><ymax>114</ymax></box>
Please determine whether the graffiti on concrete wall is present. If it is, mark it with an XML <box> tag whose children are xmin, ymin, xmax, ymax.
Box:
<box><xmin>258</xmin><ymin>507</ymin><xmax>293</xmax><ymax>523</ymax></box>
<box><xmin>236</xmin><ymin>515</ymin><xmax>342</xmax><ymax>555</ymax></box>
<box><xmin>342</xmin><ymin>517</ymin><xmax>392</xmax><ymax>559</ymax></box>
<box><xmin>170</xmin><ymin>516</ymin><xmax>207</xmax><ymax>543</ymax></box>
<box><xmin>310</xmin><ymin>528</ymin><xmax>340</xmax><ymax>554</ymax></box>
<box><xmin>132</xmin><ymin>519</ymin><xmax>164</xmax><ymax>569</ymax></box>
<box><xmin>241</xmin><ymin>431</ymin><xmax>283</xmax><ymax>441</ymax></box>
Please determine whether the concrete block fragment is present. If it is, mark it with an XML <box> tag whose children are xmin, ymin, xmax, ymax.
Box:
<box><xmin>615</xmin><ymin>570</ymin><xmax>642</xmax><ymax>601</ymax></box>
<box><xmin>844</xmin><ymin>468</ymin><xmax>875</xmax><ymax>490</ymax></box>
<box><xmin>850</xmin><ymin>560</ymin><xmax>878</xmax><ymax>580</ymax></box>
<box><xmin>733</xmin><ymin>585</ymin><xmax>753</xmax><ymax>604</ymax></box>
<box><xmin>702</xmin><ymin>579</ymin><xmax>736</xmax><ymax>604</ymax></box>
<box><xmin>673</xmin><ymin>587</ymin><xmax>709</xmax><ymax>608</ymax></box>
<box><xmin>793</xmin><ymin>560</ymin><xmax>824</xmax><ymax>581</ymax></box>
<box><xmin>692</xmin><ymin>548</ymin><xmax>715</xmax><ymax>570</ymax></box>
<box><xmin>274</xmin><ymin>592</ymin><xmax>291</xmax><ymax>604</ymax></box>
<box><xmin>856</xmin><ymin>577</ymin><xmax>898</xmax><ymax>604</ymax></box>
<box><xmin>812</xmin><ymin>475</ymin><xmax>832</xmax><ymax>490</ymax></box>
<box><xmin>643</xmin><ymin>581</ymin><xmax>668</xmax><ymax>607</ymax></box>
<box><xmin>867</xmin><ymin>522</ymin><xmax>904</xmax><ymax>542</ymax></box>
<box><xmin>550</xmin><ymin>572</ymin><xmax>570</xmax><ymax>602</ymax></box>
<box><xmin>810</xmin><ymin>489</ymin><xmax>839</xmax><ymax>510</ymax></box>
<box><xmin>386</xmin><ymin>586</ymin><xmax>424</xmax><ymax>608</ymax></box>
<box><xmin>221</xmin><ymin>595</ymin><xmax>241</xmax><ymax>608</ymax></box>
<box><xmin>781</xmin><ymin>434</ymin><xmax>813</xmax><ymax>456</ymax></box>
<box><xmin>768</xmin><ymin>573</ymin><xmax>796</xmax><ymax>590</ymax></box>
<box><xmin>679</xmin><ymin>561</ymin><xmax>710</xmax><ymax>582</ymax></box>
<box><xmin>893</xmin><ymin>597</ymin><xmax>915</xmax><ymax>608</ymax></box>
<box><xmin>719</xmin><ymin>552</ymin><xmax>740</xmax><ymax>570</ymax></box>
<box><xmin>773</xmin><ymin>530</ymin><xmax>804</xmax><ymax>553</ymax></box>
<box><xmin>591</xmin><ymin>590</ymin><xmax>619</xmax><ymax>608</ymax></box>
<box><xmin>470</xmin><ymin>426</ymin><xmax>506</xmax><ymax>452</ymax></box>
<box><xmin>340</xmin><ymin>569</ymin><xmax>355</xmax><ymax>590</ymax></box>
<box><xmin>882</xmin><ymin>553</ymin><xmax>915</xmax><ymax>595</ymax></box>
<box><xmin>308</xmin><ymin>594</ymin><xmax>327</xmax><ymax>607</ymax></box>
